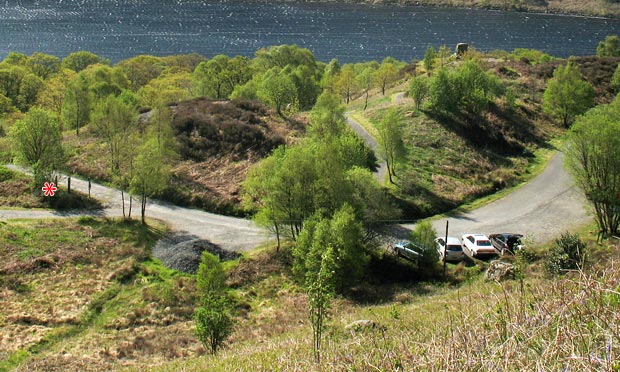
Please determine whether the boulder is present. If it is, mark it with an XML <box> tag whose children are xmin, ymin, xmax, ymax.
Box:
<box><xmin>485</xmin><ymin>261</ymin><xmax>515</xmax><ymax>282</ymax></box>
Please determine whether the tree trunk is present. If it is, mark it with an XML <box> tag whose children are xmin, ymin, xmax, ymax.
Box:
<box><xmin>364</xmin><ymin>90</ymin><xmax>369</xmax><ymax>110</ymax></box>
<box><xmin>128</xmin><ymin>195</ymin><xmax>133</xmax><ymax>219</ymax></box>
<box><xmin>141</xmin><ymin>190</ymin><xmax>146</xmax><ymax>225</ymax></box>
<box><xmin>121</xmin><ymin>190</ymin><xmax>126</xmax><ymax>219</ymax></box>
<box><xmin>274</xmin><ymin>222</ymin><xmax>281</xmax><ymax>252</ymax></box>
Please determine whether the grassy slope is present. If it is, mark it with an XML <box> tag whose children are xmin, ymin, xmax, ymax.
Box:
<box><xmin>2</xmin><ymin>212</ymin><xmax>618</xmax><ymax>371</ymax></box>
<box><xmin>0</xmin><ymin>217</ymin><xmax>204</xmax><ymax>372</ymax></box>
<box><xmin>350</xmin><ymin>54</ymin><xmax>620</xmax><ymax>219</ymax></box>
<box><xmin>147</xmin><ymin>225</ymin><xmax>620</xmax><ymax>371</ymax></box>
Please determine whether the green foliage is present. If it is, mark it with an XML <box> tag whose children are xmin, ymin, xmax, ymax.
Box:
<box><xmin>137</xmin><ymin>70</ymin><xmax>195</xmax><ymax>107</ymax></box>
<box><xmin>373</xmin><ymin>58</ymin><xmax>400</xmax><ymax>96</ymax></box>
<box><xmin>597</xmin><ymin>35</ymin><xmax>620</xmax><ymax>57</ymax></box>
<box><xmin>423</xmin><ymin>46</ymin><xmax>437</xmax><ymax>75</ymax></box>
<box><xmin>334</xmin><ymin>64</ymin><xmax>359</xmax><ymax>104</ymax></box>
<box><xmin>62</xmin><ymin>51</ymin><xmax>110</xmax><ymax>72</ymax></box>
<box><xmin>377</xmin><ymin>108</ymin><xmax>406</xmax><ymax>183</ymax></box>
<box><xmin>545</xmin><ymin>232</ymin><xmax>588</xmax><ymax>274</ymax></box>
<box><xmin>10</xmin><ymin>107</ymin><xmax>64</xmax><ymax>171</ymax></box>
<box><xmin>130</xmin><ymin>136</ymin><xmax>173</xmax><ymax>223</ymax></box>
<box><xmin>253</xmin><ymin>44</ymin><xmax>318</xmax><ymax>72</ymax></box>
<box><xmin>306</xmin><ymin>245</ymin><xmax>336</xmax><ymax>363</ymax></box>
<box><xmin>429</xmin><ymin>68</ymin><xmax>458</xmax><ymax>113</ymax></box>
<box><xmin>196</xmin><ymin>251</ymin><xmax>227</xmax><ymax>297</ymax></box>
<box><xmin>429</xmin><ymin>60</ymin><xmax>503</xmax><ymax>115</ymax></box>
<box><xmin>194</xmin><ymin>294</ymin><xmax>234</xmax><ymax>354</ymax></box>
<box><xmin>611</xmin><ymin>64</ymin><xmax>620</xmax><ymax>93</ymax></box>
<box><xmin>91</xmin><ymin>95</ymin><xmax>137</xmax><ymax>173</ymax></box>
<box><xmin>117</xmin><ymin>55</ymin><xmax>166</xmax><ymax>91</ymax></box>
<box><xmin>356</xmin><ymin>66</ymin><xmax>375</xmax><ymax>110</ymax></box>
<box><xmin>408</xmin><ymin>75</ymin><xmax>430</xmax><ymax>110</ymax></box>
<box><xmin>194</xmin><ymin>54</ymin><xmax>251</xmax><ymax>99</ymax></box>
<box><xmin>510</xmin><ymin>48</ymin><xmax>554</xmax><ymax>64</ymax></box>
<box><xmin>26</xmin><ymin>52</ymin><xmax>61</xmax><ymax>79</ymax></box>
<box><xmin>543</xmin><ymin>62</ymin><xmax>595</xmax><ymax>127</ymax></box>
<box><xmin>308</xmin><ymin>91</ymin><xmax>347</xmax><ymax>139</ymax></box>
<box><xmin>410</xmin><ymin>221</ymin><xmax>440</xmax><ymax>267</ymax></box>
<box><xmin>294</xmin><ymin>204</ymin><xmax>368</xmax><ymax>291</ymax></box>
<box><xmin>61</xmin><ymin>76</ymin><xmax>91</xmax><ymax>135</ymax></box>
<box><xmin>257</xmin><ymin>67</ymin><xmax>298</xmax><ymax>116</ymax></box>
<box><xmin>566</xmin><ymin>101</ymin><xmax>620</xmax><ymax>236</ymax></box>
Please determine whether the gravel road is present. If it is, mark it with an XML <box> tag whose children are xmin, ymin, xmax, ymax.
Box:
<box><xmin>345</xmin><ymin>114</ymin><xmax>387</xmax><ymax>183</ymax></box>
<box><xmin>2</xmin><ymin>165</ymin><xmax>270</xmax><ymax>252</ymax></box>
<box><xmin>401</xmin><ymin>152</ymin><xmax>591</xmax><ymax>243</ymax></box>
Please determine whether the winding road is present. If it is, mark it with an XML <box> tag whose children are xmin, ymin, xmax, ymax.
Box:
<box><xmin>1</xmin><ymin>98</ymin><xmax>592</xmax><ymax>250</ymax></box>
<box><xmin>0</xmin><ymin>165</ymin><xmax>269</xmax><ymax>252</ymax></box>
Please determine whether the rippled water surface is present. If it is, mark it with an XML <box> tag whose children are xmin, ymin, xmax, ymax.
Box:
<box><xmin>1</xmin><ymin>0</ymin><xmax>619</xmax><ymax>62</ymax></box>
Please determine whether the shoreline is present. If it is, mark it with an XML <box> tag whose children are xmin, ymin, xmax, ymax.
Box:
<box><xmin>285</xmin><ymin>0</ymin><xmax>620</xmax><ymax>20</ymax></box>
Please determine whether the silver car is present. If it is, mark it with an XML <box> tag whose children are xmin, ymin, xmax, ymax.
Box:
<box><xmin>435</xmin><ymin>236</ymin><xmax>466</xmax><ymax>262</ymax></box>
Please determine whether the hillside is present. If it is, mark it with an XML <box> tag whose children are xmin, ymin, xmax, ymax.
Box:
<box><xmin>349</xmin><ymin>54</ymin><xmax>619</xmax><ymax>219</ymax></box>
<box><xmin>2</xmin><ymin>215</ymin><xmax>619</xmax><ymax>371</ymax></box>
<box><xmin>321</xmin><ymin>0</ymin><xmax>620</xmax><ymax>18</ymax></box>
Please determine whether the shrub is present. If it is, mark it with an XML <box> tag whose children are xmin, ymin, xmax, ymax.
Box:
<box><xmin>196</xmin><ymin>251</ymin><xmax>227</xmax><ymax>298</ymax></box>
<box><xmin>545</xmin><ymin>232</ymin><xmax>588</xmax><ymax>274</ymax></box>
<box><xmin>194</xmin><ymin>294</ymin><xmax>234</xmax><ymax>354</ymax></box>
<box><xmin>411</xmin><ymin>221</ymin><xmax>440</xmax><ymax>268</ymax></box>
<box><xmin>0</xmin><ymin>165</ymin><xmax>14</xmax><ymax>182</ymax></box>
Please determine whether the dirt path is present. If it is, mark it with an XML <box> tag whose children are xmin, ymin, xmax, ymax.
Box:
<box><xmin>1</xmin><ymin>165</ymin><xmax>269</xmax><ymax>252</ymax></box>
<box><xmin>401</xmin><ymin>152</ymin><xmax>591</xmax><ymax>243</ymax></box>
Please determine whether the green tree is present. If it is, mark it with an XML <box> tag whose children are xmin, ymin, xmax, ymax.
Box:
<box><xmin>597</xmin><ymin>35</ymin><xmax>620</xmax><ymax>57</ymax></box>
<box><xmin>194</xmin><ymin>294</ymin><xmax>234</xmax><ymax>354</ymax></box>
<box><xmin>137</xmin><ymin>70</ymin><xmax>195</xmax><ymax>107</ymax></box>
<box><xmin>357</xmin><ymin>66</ymin><xmax>375</xmax><ymax>110</ymax></box>
<box><xmin>27</xmin><ymin>52</ymin><xmax>61</xmax><ymax>79</ymax></box>
<box><xmin>429</xmin><ymin>68</ymin><xmax>458</xmax><ymax>113</ymax></box>
<box><xmin>294</xmin><ymin>204</ymin><xmax>367</xmax><ymax>291</ymax></box>
<box><xmin>411</xmin><ymin>221</ymin><xmax>440</xmax><ymax>267</ymax></box>
<box><xmin>423</xmin><ymin>46</ymin><xmax>437</xmax><ymax>76</ymax></box>
<box><xmin>543</xmin><ymin>62</ymin><xmax>595</xmax><ymax>127</ymax></box>
<box><xmin>16</xmin><ymin>73</ymin><xmax>44</xmax><ymax>111</ymax></box>
<box><xmin>437</xmin><ymin>45</ymin><xmax>451</xmax><ymax>69</ymax></box>
<box><xmin>61</xmin><ymin>76</ymin><xmax>91</xmax><ymax>136</ymax></box>
<box><xmin>565</xmin><ymin>101</ymin><xmax>620</xmax><ymax>236</ymax></box>
<box><xmin>196</xmin><ymin>251</ymin><xmax>227</xmax><ymax>296</ymax></box>
<box><xmin>130</xmin><ymin>137</ymin><xmax>172</xmax><ymax>224</ymax></box>
<box><xmin>334</xmin><ymin>65</ymin><xmax>358</xmax><ymax>104</ymax></box>
<box><xmin>409</xmin><ymin>75</ymin><xmax>430</xmax><ymax>110</ymax></box>
<box><xmin>373</xmin><ymin>59</ymin><xmax>399</xmax><ymax>96</ymax></box>
<box><xmin>10</xmin><ymin>108</ymin><xmax>64</xmax><ymax>189</ymax></box>
<box><xmin>194</xmin><ymin>55</ymin><xmax>233</xmax><ymax>99</ymax></box>
<box><xmin>307</xmin><ymin>245</ymin><xmax>336</xmax><ymax>364</ymax></box>
<box><xmin>257</xmin><ymin>67</ymin><xmax>298</xmax><ymax>117</ymax></box>
<box><xmin>117</xmin><ymin>55</ymin><xmax>165</xmax><ymax>91</ymax></box>
<box><xmin>377</xmin><ymin>108</ymin><xmax>406</xmax><ymax>184</ymax></box>
<box><xmin>38</xmin><ymin>69</ymin><xmax>77</xmax><ymax>121</ymax></box>
<box><xmin>456</xmin><ymin>59</ymin><xmax>503</xmax><ymax>115</ymax></box>
<box><xmin>193</xmin><ymin>250</ymin><xmax>234</xmax><ymax>354</ymax></box>
<box><xmin>308</xmin><ymin>92</ymin><xmax>347</xmax><ymax>139</ymax></box>
<box><xmin>62</xmin><ymin>51</ymin><xmax>109</xmax><ymax>72</ymax></box>
<box><xmin>291</xmin><ymin>64</ymin><xmax>321</xmax><ymax>110</ymax></box>
<box><xmin>91</xmin><ymin>95</ymin><xmax>137</xmax><ymax>173</ymax></box>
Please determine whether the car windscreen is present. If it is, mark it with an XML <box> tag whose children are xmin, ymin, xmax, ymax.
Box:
<box><xmin>447</xmin><ymin>244</ymin><xmax>462</xmax><ymax>251</ymax></box>
<box><xmin>478</xmin><ymin>240</ymin><xmax>492</xmax><ymax>246</ymax></box>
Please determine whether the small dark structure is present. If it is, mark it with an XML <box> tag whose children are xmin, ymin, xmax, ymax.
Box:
<box><xmin>456</xmin><ymin>43</ymin><xmax>469</xmax><ymax>57</ymax></box>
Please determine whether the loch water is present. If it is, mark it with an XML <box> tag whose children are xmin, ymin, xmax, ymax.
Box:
<box><xmin>1</xmin><ymin>0</ymin><xmax>620</xmax><ymax>63</ymax></box>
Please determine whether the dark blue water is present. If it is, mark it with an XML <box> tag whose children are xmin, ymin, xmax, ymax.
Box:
<box><xmin>1</xmin><ymin>0</ymin><xmax>619</xmax><ymax>63</ymax></box>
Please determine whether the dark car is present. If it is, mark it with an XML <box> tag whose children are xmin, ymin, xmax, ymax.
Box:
<box><xmin>489</xmin><ymin>233</ymin><xmax>524</xmax><ymax>255</ymax></box>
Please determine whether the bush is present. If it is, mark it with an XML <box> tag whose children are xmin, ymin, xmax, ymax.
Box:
<box><xmin>0</xmin><ymin>165</ymin><xmax>14</xmax><ymax>182</ymax></box>
<box><xmin>196</xmin><ymin>251</ymin><xmax>227</xmax><ymax>298</ymax></box>
<box><xmin>411</xmin><ymin>221</ymin><xmax>440</xmax><ymax>268</ymax></box>
<box><xmin>194</xmin><ymin>294</ymin><xmax>234</xmax><ymax>354</ymax></box>
<box><xmin>545</xmin><ymin>232</ymin><xmax>588</xmax><ymax>274</ymax></box>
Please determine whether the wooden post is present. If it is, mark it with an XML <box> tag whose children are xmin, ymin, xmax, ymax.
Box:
<box><xmin>443</xmin><ymin>220</ymin><xmax>449</xmax><ymax>279</ymax></box>
<box><xmin>67</xmin><ymin>176</ymin><xmax>71</xmax><ymax>194</ymax></box>
<box><xmin>88</xmin><ymin>178</ymin><xmax>91</xmax><ymax>199</ymax></box>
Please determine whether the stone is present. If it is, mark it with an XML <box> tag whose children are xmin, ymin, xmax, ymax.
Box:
<box><xmin>485</xmin><ymin>260</ymin><xmax>515</xmax><ymax>282</ymax></box>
